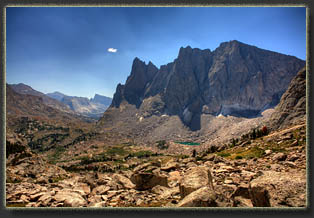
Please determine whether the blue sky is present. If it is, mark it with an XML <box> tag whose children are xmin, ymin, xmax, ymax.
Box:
<box><xmin>6</xmin><ymin>7</ymin><xmax>306</xmax><ymax>98</ymax></box>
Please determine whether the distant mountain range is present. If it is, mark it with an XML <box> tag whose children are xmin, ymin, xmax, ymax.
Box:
<box><xmin>47</xmin><ymin>92</ymin><xmax>112</xmax><ymax>118</ymax></box>
<box><xmin>9</xmin><ymin>83</ymin><xmax>112</xmax><ymax>119</ymax></box>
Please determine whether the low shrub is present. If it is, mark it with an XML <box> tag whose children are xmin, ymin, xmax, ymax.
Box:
<box><xmin>235</xmin><ymin>155</ymin><xmax>243</xmax><ymax>160</ymax></box>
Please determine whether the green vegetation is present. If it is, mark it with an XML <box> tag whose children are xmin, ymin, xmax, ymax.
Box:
<box><xmin>217</xmin><ymin>152</ymin><xmax>231</xmax><ymax>157</ymax></box>
<box><xmin>65</xmin><ymin>132</ymin><xmax>99</xmax><ymax>148</ymax></box>
<box><xmin>106</xmin><ymin>146</ymin><xmax>127</xmax><ymax>156</ymax></box>
<box><xmin>6</xmin><ymin>141</ymin><xmax>26</xmax><ymax>157</ymax></box>
<box><xmin>48</xmin><ymin>146</ymin><xmax>66</xmax><ymax>164</ymax></box>
<box><xmin>235</xmin><ymin>155</ymin><xmax>243</xmax><ymax>160</ymax></box>
<box><xmin>241</xmin><ymin>126</ymin><xmax>269</xmax><ymax>140</ymax></box>
<box><xmin>79</xmin><ymin>154</ymin><xmax>110</xmax><ymax>165</ymax></box>
<box><xmin>132</xmin><ymin>150</ymin><xmax>153</xmax><ymax>158</ymax></box>
<box><xmin>192</xmin><ymin>149</ymin><xmax>197</xmax><ymax>157</ymax></box>
<box><xmin>156</xmin><ymin>140</ymin><xmax>169</xmax><ymax>149</ymax></box>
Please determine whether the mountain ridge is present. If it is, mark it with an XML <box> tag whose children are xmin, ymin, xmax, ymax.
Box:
<box><xmin>9</xmin><ymin>83</ymin><xmax>73</xmax><ymax>114</ymax></box>
<box><xmin>100</xmin><ymin>40</ymin><xmax>305</xmax><ymax>132</ymax></box>
<box><xmin>9</xmin><ymin>83</ymin><xmax>112</xmax><ymax>119</ymax></box>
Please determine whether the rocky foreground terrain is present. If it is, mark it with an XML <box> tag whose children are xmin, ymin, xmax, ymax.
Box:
<box><xmin>6</xmin><ymin>120</ymin><xmax>306</xmax><ymax>208</ymax></box>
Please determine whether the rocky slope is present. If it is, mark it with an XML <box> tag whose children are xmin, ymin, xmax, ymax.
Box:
<box><xmin>6</xmin><ymin>84</ymin><xmax>95</xmax><ymax>123</ymax></box>
<box><xmin>267</xmin><ymin>67</ymin><xmax>306</xmax><ymax>130</ymax></box>
<box><xmin>6</xmin><ymin>122</ymin><xmax>306</xmax><ymax>208</ymax></box>
<box><xmin>45</xmin><ymin>91</ymin><xmax>66</xmax><ymax>101</ymax></box>
<box><xmin>9</xmin><ymin>83</ymin><xmax>73</xmax><ymax>114</ymax></box>
<box><xmin>47</xmin><ymin>92</ymin><xmax>112</xmax><ymax>119</ymax></box>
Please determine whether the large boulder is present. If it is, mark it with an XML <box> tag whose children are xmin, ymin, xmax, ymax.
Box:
<box><xmin>249</xmin><ymin>170</ymin><xmax>306</xmax><ymax>207</ymax></box>
<box><xmin>177</xmin><ymin>186</ymin><xmax>217</xmax><ymax>207</ymax></box>
<box><xmin>53</xmin><ymin>189</ymin><xmax>87</xmax><ymax>207</ymax></box>
<box><xmin>130</xmin><ymin>172</ymin><xmax>168</xmax><ymax>190</ymax></box>
<box><xmin>112</xmin><ymin>173</ymin><xmax>135</xmax><ymax>189</ymax></box>
<box><xmin>179</xmin><ymin>166</ymin><xmax>214</xmax><ymax>198</ymax></box>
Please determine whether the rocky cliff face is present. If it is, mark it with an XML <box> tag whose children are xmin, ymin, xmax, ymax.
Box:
<box><xmin>60</xmin><ymin>95</ymin><xmax>111</xmax><ymax>118</ymax></box>
<box><xmin>91</xmin><ymin>94</ymin><xmax>112</xmax><ymax>106</ymax></box>
<box><xmin>47</xmin><ymin>92</ymin><xmax>112</xmax><ymax>119</ymax></box>
<box><xmin>112</xmin><ymin>58</ymin><xmax>158</xmax><ymax>108</ymax></box>
<box><xmin>101</xmin><ymin>40</ymin><xmax>305</xmax><ymax>131</ymax></box>
<box><xmin>267</xmin><ymin>67</ymin><xmax>306</xmax><ymax>129</ymax></box>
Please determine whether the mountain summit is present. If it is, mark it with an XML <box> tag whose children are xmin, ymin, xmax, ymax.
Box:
<box><xmin>99</xmin><ymin>40</ymin><xmax>305</xmax><ymax>132</ymax></box>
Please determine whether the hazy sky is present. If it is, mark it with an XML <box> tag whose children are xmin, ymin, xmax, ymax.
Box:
<box><xmin>6</xmin><ymin>7</ymin><xmax>306</xmax><ymax>98</ymax></box>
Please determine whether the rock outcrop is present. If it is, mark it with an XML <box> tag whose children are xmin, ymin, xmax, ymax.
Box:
<box><xmin>249</xmin><ymin>170</ymin><xmax>306</xmax><ymax>207</ymax></box>
<box><xmin>268</xmin><ymin>67</ymin><xmax>306</xmax><ymax>130</ymax></box>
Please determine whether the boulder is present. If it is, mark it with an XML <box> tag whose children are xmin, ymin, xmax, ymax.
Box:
<box><xmin>287</xmin><ymin>154</ymin><xmax>299</xmax><ymax>162</ymax></box>
<box><xmin>232</xmin><ymin>196</ymin><xmax>253</xmax><ymax>207</ymax></box>
<box><xmin>112</xmin><ymin>173</ymin><xmax>135</xmax><ymax>189</ymax></box>
<box><xmin>272</xmin><ymin>152</ymin><xmax>287</xmax><ymax>161</ymax></box>
<box><xmin>53</xmin><ymin>189</ymin><xmax>87</xmax><ymax>207</ymax></box>
<box><xmin>91</xmin><ymin>185</ymin><xmax>110</xmax><ymax>195</ymax></box>
<box><xmin>167</xmin><ymin>170</ymin><xmax>182</xmax><ymax>187</ymax></box>
<box><xmin>130</xmin><ymin>172</ymin><xmax>168</xmax><ymax>190</ymax></box>
<box><xmin>177</xmin><ymin>187</ymin><xmax>217</xmax><ymax>207</ymax></box>
<box><xmin>151</xmin><ymin>185</ymin><xmax>180</xmax><ymax>200</ymax></box>
<box><xmin>161</xmin><ymin>161</ymin><xmax>179</xmax><ymax>172</ymax></box>
<box><xmin>179</xmin><ymin>166</ymin><xmax>214</xmax><ymax>198</ymax></box>
<box><xmin>249</xmin><ymin>170</ymin><xmax>306</xmax><ymax>207</ymax></box>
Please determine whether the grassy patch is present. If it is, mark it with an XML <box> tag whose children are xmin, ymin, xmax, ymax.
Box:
<box><xmin>235</xmin><ymin>146</ymin><xmax>265</xmax><ymax>159</ymax></box>
<box><xmin>217</xmin><ymin>152</ymin><xmax>231</xmax><ymax>157</ymax></box>
<box><xmin>48</xmin><ymin>146</ymin><xmax>66</xmax><ymax>164</ymax></box>
<box><xmin>131</xmin><ymin>150</ymin><xmax>153</xmax><ymax>158</ymax></box>
<box><xmin>106</xmin><ymin>146</ymin><xmax>127</xmax><ymax>156</ymax></box>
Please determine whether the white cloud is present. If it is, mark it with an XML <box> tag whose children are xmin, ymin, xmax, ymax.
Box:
<box><xmin>107</xmin><ymin>48</ymin><xmax>118</xmax><ymax>53</ymax></box>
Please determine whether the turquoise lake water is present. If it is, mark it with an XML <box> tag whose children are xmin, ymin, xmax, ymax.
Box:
<box><xmin>174</xmin><ymin>141</ymin><xmax>200</xmax><ymax>146</ymax></box>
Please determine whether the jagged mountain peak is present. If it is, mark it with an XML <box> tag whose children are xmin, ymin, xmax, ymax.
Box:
<box><xmin>101</xmin><ymin>41</ymin><xmax>305</xmax><ymax>131</ymax></box>
<box><xmin>177</xmin><ymin>46</ymin><xmax>211</xmax><ymax>59</ymax></box>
